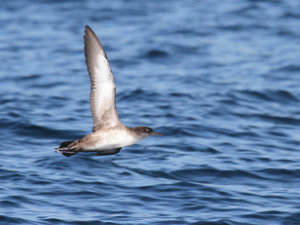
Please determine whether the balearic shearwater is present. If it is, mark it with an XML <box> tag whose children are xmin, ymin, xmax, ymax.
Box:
<box><xmin>56</xmin><ymin>25</ymin><xmax>162</xmax><ymax>157</ymax></box>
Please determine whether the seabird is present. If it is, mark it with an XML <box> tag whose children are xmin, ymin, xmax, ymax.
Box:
<box><xmin>56</xmin><ymin>25</ymin><xmax>162</xmax><ymax>157</ymax></box>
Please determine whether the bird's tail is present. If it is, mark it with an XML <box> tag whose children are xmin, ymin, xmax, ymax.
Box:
<box><xmin>55</xmin><ymin>140</ymin><xmax>79</xmax><ymax>157</ymax></box>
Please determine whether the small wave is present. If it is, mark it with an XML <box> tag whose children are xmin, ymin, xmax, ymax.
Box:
<box><xmin>235</xmin><ymin>89</ymin><xmax>298</xmax><ymax>104</ymax></box>
<box><xmin>256</xmin><ymin>114</ymin><xmax>300</xmax><ymax>125</ymax></box>
<box><xmin>282</xmin><ymin>12</ymin><xmax>300</xmax><ymax>19</ymax></box>
<box><xmin>171</xmin><ymin>167</ymin><xmax>264</xmax><ymax>182</ymax></box>
<box><xmin>16</xmin><ymin>74</ymin><xmax>41</xmax><ymax>81</ymax></box>
<box><xmin>191</xmin><ymin>220</ymin><xmax>234</xmax><ymax>225</ymax></box>
<box><xmin>118</xmin><ymin>88</ymin><xmax>160</xmax><ymax>101</ymax></box>
<box><xmin>281</xmin><ymin>212</ymin><xmax>300</xmax><ymax>225</ymax></box>
<box><xmin>143</xmin><ymin>49</ymin><xmax>169</xmax><ymax>58</ymax></box>
<box><xmin>0</xmin><ymin>215</ymin><xmax>29</xmax><ymax>224</ymax></box>
<box><xmin>4</xmin><ymin>120</ymin><xmax>82</xmax><ymax>139</ymax></box>
<box><xmin>273</xmin><ymin>64</ymin><xmax>300</xmax><ymax>73</ymax></box>
<box><xmin>256</xmin><ymin>168</ymin><xmax>300</xmax><ymax>180</ymax></box>
<box><xmin>44</xmin><ymin>218</ymin><xmax>108</xmax><ymax>225</ymax></box>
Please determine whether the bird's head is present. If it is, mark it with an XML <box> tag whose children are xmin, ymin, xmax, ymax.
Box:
<box><xmin>131</xmin><ymin>126</ymin><xmax>163</xmax><ymax>139</ymax></box>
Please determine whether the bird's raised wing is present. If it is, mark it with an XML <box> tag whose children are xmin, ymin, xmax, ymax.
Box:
<box><xmin>84</xmin><ymin>25</ymin><xmax>121</xmax><ymax>132</ymax></box>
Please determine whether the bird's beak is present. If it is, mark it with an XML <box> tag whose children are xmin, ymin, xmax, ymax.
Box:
<box><xmin>152</xmin><ymin>132</ymin><xmax>164</xmax><ymax>136</ymax></box>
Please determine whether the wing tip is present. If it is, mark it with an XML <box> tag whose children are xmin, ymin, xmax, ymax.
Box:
<box><xmin>84</xmin><ymin>25</ymin><xmax>92</xmax><ymax>40</ymax></box>
<box><xmin>84</xmin><ymin>25</ymin><xmax>98</xmax><ymax>38</ymax></box>
<box><xmin>85</xmin><ymin>25</ymin><xmax>92</xmax><ymax>33</ymax></box>
<box><xmin>84</xmin><ymin>25</ymin><xmax>109</xmax><ymax>62</ymax></box>
<box><xmin>84</xmin><ymin>25</ymin><xmax>101</xmax><ymax>45</ymax></box>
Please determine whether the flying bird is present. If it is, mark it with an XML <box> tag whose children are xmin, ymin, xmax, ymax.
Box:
<box><xmin>56</xmin><ymin>26</ymin><xmax>162</xmax><ymax>157</ymax></box>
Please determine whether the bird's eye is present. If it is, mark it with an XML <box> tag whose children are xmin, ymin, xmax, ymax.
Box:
<box><xmin>144</xmin><ymin>128</ymin><xmax>153</xmax><ymax>133</ymax></box>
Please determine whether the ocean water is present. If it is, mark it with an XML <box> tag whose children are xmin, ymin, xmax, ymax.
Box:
<box><xmin>1</xmin><ymin>0</ymin><xmax>300</xmax><ymax>224</ymax></box>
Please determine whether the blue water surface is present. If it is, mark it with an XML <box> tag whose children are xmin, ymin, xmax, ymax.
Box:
<box><xmin>1</xmin><ymin>0</ymin><xmax>300</xmax><ymax>224</ymax></box>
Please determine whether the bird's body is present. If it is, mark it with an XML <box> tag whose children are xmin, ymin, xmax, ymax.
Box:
<box><xmin>56</xmin><ymin>25</ymin><xmax>162</xmax><ymax>157</ymax></box>
<box><xmin>72</xmin><ymin>126</ymin><xmax>142</xmax><ymax>152</ymax></box>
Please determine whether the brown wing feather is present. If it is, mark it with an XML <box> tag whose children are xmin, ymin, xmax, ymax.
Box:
<box><xmin>84</xmin><ymin>25</ymin><xmax>121</xmax><ymax>131</ymax></box>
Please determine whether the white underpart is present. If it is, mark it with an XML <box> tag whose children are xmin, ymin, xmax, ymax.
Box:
<box><xmin>83</xmin><ymin>129</ymin><xmax>142</xmax><ymax>152</ymax></box>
